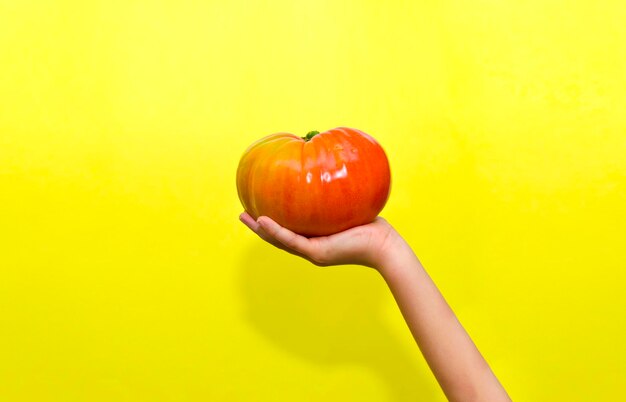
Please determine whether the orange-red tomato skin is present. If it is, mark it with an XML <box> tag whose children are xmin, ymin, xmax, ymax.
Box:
<box><xmin>236</xmin><ymin>127</ymin><xmax>391</xmax><ymax>237</ymax></box>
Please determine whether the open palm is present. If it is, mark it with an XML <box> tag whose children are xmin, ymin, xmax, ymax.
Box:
<box><xmin>239</xmin><ymin>212</ymin><xmax>400</xmax><ymax>269</ymax></box>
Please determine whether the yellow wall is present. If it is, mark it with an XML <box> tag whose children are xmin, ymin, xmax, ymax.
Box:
<box><xmin>2</xmin><ymin>1</ymin><xmax>625</xmax><ymax>401</ymax></box>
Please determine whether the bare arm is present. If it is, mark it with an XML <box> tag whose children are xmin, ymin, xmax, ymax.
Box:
<box><xmin>239</xmin><ymin>212</ymin><xmax>511</xmax><ymax>402</ymax></box>
<box><xmin>376</xmin><ymin>232</ymin><xmax>511</xmax><ymax>402</ymax></box>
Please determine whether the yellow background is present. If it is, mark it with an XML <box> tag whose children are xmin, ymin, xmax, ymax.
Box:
<box><xmin>2</xmin><ymin>1</ymin><xmax>625</xmax><ymax>401</ymax></box>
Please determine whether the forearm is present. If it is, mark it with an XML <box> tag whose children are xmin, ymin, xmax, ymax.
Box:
<box><xmin>243</xmin><ymin>212</ymin><xmax>511</xmax><ymax>400</ymax></box>
<box><xmin>377</xmin><ymin>236</ymin><xmax>510</xmax><ymax>402</ymax></box>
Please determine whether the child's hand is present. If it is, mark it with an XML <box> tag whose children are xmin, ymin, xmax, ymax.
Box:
<box><xmin>239</xmin><ymin>211</ymin><xmax>401</xmax><ymax>269</ymax></box>
<box><xmin>239</xmin><ymin>211</ymin><xmax>512</xmax><ymax>400</ymax></box>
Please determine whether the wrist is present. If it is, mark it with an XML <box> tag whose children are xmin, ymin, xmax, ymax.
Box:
<box><xmin>373</xmin><ymin>231</ymin><xmax>419</xmax><ymax>277</ymax></box>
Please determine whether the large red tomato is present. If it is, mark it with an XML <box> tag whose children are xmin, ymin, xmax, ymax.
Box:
<box><xmin>236</xmin><ymin>127</ymin><xmax>391</xmax><ymax>237</ymax></box>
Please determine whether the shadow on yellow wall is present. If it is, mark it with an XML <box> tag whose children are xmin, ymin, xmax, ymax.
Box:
<box><xmin>238</xmin><ymin>243</ymin><xmax>440</xmax><ymax>400</ymax></box>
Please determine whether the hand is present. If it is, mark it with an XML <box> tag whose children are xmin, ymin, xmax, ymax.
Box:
<box><xmin>240</xmin><ymin>212</ymin><xmax>512</xmax><ymax>401</ymax></box>
<box><xmin>239</xmin><ymin>211</ymin><xmax>402</xmax><ymax>269</ymax></box>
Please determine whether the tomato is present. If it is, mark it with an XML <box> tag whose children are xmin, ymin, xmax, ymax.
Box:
<box><xmin>236</xmin><ymin>127</ymin><xmax>391</xmax><ymax>237</ymax></box>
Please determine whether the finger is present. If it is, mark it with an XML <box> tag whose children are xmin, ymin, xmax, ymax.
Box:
<box><xmin>239</xmin><ymin>211</ymin><xmax>260</xmax><ymax>231</ymax></box>
<box><xmin>255</xmin><ymin>225</ymin><xmax>292</xmax><ymax>251</ymax></box>
<box><xmin>240</xmin><ymin>212</ymin><xmax>317</xmax><ymax>262</ymax></box>
<box><xmin>255</xmin><ymin>226</ymin><xmax>311</xmax><ymax>260</ymax></box>
<box><xmin>239</xmin><ymin>212</ymin><xmax>285</xmax><ymax>247</ymax></box>
<box><xmin>239</xmin><ymin>212</ymin><xmax>305</xmax><ymax>256</ymax></box>
<box><xmin>257</xmin><ymin>216</ymin><xmax>320</xmax><ymax>259</ymax></box>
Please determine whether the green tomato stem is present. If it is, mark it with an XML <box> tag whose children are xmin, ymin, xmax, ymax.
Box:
<box><xmin>303</xmin><ymin>130</ymin><xmax>320</xmax><ymax>141</ymax></box>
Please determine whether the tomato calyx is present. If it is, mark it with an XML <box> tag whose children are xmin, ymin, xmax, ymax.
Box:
<box><xmin>302</xmin><ymin>130</ymin><xmax>320</xmax><ymax>141</ymax></box>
